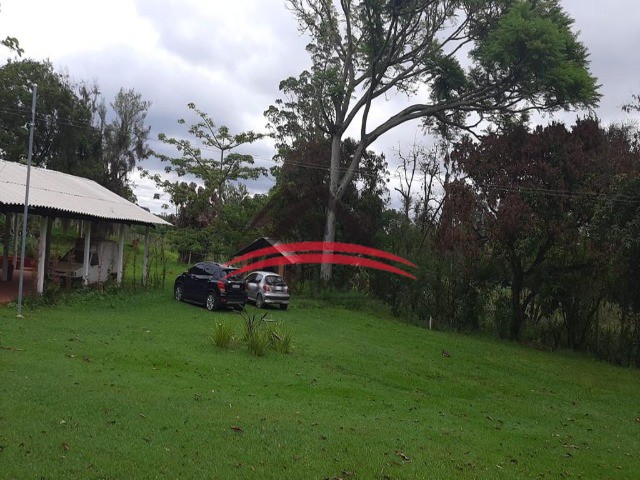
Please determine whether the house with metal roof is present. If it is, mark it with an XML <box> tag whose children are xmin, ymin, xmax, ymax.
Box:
<box><xmin>0</xmin><ymin>159</ymin><xmax>171</xmax><ymax>300</ymax></box>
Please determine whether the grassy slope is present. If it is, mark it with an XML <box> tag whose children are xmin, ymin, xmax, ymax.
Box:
<box><xmin>0</xmin><ymin>290</ymin><xmax>638</xmax><ymax>479</ymax></box>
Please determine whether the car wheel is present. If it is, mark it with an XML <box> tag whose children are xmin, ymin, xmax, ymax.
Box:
<box><xmin>174</xmin><ymin>283</ymin><xmax>184</xmax><ymax>301</ymax></box>
<box><xmin>279</xmin><ymin>303</ymin><xmax>288</xmax><ymax>311</ymax></box>
<box><xmin>256</xmin><ymin>294</ymin><xmax>266</xmax><ymax>309</ymax></box>
<box><xmin>206</xmin><ymin>291</ymin><xmax>221</xmax><ymax>311</ymax></box>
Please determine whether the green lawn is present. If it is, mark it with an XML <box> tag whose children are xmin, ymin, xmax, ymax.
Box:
<box><xmin>1</xmin><ymin>288</ymin><xmax>638</xmax><ymax>479</ymax></box>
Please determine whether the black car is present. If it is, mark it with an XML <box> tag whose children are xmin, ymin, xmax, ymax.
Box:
<box><xmin>174</xmin><ymin>262</ymin><xmax>246</xmax><ymax>311</ymax></box>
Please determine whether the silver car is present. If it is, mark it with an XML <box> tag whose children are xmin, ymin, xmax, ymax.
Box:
<box><xmin>244</xmin><ymin>271</ymin><xmax>290</xmax><ymax>310</ymax></box>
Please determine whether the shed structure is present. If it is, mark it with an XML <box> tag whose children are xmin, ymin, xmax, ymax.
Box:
<box><xmin>0</xmin><ymin>159</ymin><xmax>171</xmax><ymax>300</ymax></box>
<box><xmin>232</xmin><ymin>237</ymin><xmax>295</xmax><ymax>281</ymax></box>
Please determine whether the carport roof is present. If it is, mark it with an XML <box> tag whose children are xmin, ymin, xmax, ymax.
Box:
<box><xmin>0</xmin><ymin>159</ymin><xmax>171</xmax><ymax>226</ymax></box>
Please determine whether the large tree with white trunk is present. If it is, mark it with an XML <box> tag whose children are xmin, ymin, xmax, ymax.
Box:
<box><xmin>268</xmin><ymin>0</ymin><xmax>600</xmax><ymax>280</ymax></box>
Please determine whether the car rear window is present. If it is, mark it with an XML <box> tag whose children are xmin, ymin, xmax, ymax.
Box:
<box><xmin>265</xmin><ymin>275</ymin><xmax>286</xmax><ymax>286</ymax></box>
<box><xmin>224</xmin><ymin>269</ymin><xmax>243</xmax><ymax>281</ymax></box>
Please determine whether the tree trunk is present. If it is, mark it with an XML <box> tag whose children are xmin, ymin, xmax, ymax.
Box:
<box><xmin>320</xmin><ymin>135</ymin><xmax>342</xmax><ymax>283</ymax></box>
<box><xmin>510</xmin><ymin>277</ymin><xmax>524</xmax><ymax>340</ymax></box>
<box><xmin>510</xmin><ymin>253</ymin><xmax>525</xmax><ymax>340</ymax></box>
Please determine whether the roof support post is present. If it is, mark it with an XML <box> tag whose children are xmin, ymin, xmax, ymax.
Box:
<box><xmin>117</xmin><ymin>224</ymin><xmax>125</xmax><ymax>285</ymax></box>
<box><xmin>142</xmin><ymin>226</ymin><xmax>150</xmax><ymax>287</ymax></box>
<box><xmin>12</xmin><ymin>214</ymin><xmax>19</xmax><ymax>270</ymax></box>
<box><xmin>83</xmin><ymin>222</ymin><xmax>91</xmax><ymax>287</ymax></box>
<box><xmin>2</xmin><ymin>213</ymin><xmax>10</xmax><ymax>281</ymax></box>
<box><xmin>36</xmin><ymin>216</ymin><xmax>48</xmax><ymax>294</ymax></box>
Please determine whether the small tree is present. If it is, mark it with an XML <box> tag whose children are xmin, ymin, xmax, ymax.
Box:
<box><xmin>101</xmin><ymin>88</ymin><xmax>152</xmax><ymax>200</ymax></box>
<box><xmin>144</xmin><ymin>104</ymin><xmax>267</xmax><ymax>260</ymax></box>
<box><xmin>148</xmin><ymin>103</ymin><xmax>266</xmax><ymax>210</ymax></box>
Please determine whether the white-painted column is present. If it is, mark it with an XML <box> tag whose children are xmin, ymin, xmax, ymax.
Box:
<box><xmin>37</xmin><ymin>216</ymin><xmax>48</xmax><ymax>294</ymax></box>
<box><xmin>83</xmin><ymin>222</ymin><xmax>91</xmax><ymax>286</ymax></box>
<box><xmin>142</xmin><ymin>226</ymin><xmax>150</xmax><ymax>287</ymax></box>
<box><xmin>117</xmin><ymin>224</ymin><xmax>125</xmax><ymax>285</ymax></box>
<box><xmin>2</xmin><ymin>213</ymin><xmax>10</xmax><ymax>281</ymax></box>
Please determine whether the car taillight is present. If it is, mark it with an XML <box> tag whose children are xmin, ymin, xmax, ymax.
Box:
<box><xmin>263</xmin><ymin>285</ymin><xmax>271</xmax><ymax>292</ymax></box>
<box><xmin>217</xmin><ymin>280</ymin><xmax>226</xmax><ymax>291</ymax></box>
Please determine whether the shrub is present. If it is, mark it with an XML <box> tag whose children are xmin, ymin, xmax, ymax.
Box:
<box><xmin>211</xmin><ymin>321</ymin><xmax>234</xmax><ymax>349</ymax></box>
<box><xmin>247</xmin><ymin>329</ymin><xmax>270</xmax><ymax>356</ymax></box>
<box><xmin>240</xmin><ymin>310</ymin><xmax>268</xmax><ymax>340</ymax></box>
<box><xmin>238</xmin><ymin>310</ymin><xmax>269</xmax><ymax>356</ymax></box>
<box><xmin>236</xmin><ymin>309</ymin><xmax>294</xmax><ymax>356</ymax></box>
<box><xmin>269</xmin><ymin>324</ymin><xmax>293</xmax><ymax>354</ymax></box>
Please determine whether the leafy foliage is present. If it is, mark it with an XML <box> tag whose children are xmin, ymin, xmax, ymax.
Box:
<box><xmin>271</xmin><ymin>0</ymin><xmax>599</xmax><ymax>279</ymax></box>
<box><xmin>205</xmin><ymin>310</ymin><xmax>295</xmax><ymax>357</ymax></box>
<box><xmin>429</xmin><ymin>118</ymin><xmax>640</xmax><ymax>357</ymax></box>
<box><xmin>143</xmin><ymin>104</ymin><xmax>267</xmax><ymax>260</ymax></box>
<box><xmin>257</xmin><ymin>137</ymin><xmax>388</xmax><ymax>247</ymax></box>
<box><xmin>0</xmin><ymin>60</ymin><xmax>96</xmax><ymax>171</ymax></box>
<box><xmin>150</xmin><ymin>103</ymin><xmax>265</xmax><ymax>206</ymax></box>
<box><xmin>100</xmin><ymin>88</ymin><xmax>152</xmax><ymax>200</ymax></box>
<box><xmin>0</xmin><ymin>59</ymin><xmax>150</xmax><ymax>199</ymax></box>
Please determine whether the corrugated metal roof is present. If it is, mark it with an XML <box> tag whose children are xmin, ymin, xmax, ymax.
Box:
<box><xmin>0</xmin><ymin>159</ymin><xmax>171</xmax><ymax>226</ymax></box>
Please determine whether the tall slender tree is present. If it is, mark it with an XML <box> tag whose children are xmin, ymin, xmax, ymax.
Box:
<box><xmin>101</xmin><ymin>88</ymin><xmax>152</xmax><ymax>200</ymax></box>
<box><xmin>143</xmin><ymin>103</ymin><xmax>267</xmax><ymax>259</ymax></box>
<box><xmin>148</xmin><ymin>103</ymin><xmax>266</xmax><ymax>210</ymax></box>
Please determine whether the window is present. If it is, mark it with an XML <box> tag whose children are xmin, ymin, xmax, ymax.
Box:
<box><xmin>202</xmin><ymin>263</ymin><xmax>216</xmax><ymax>276</ymax></box>
<box><xmin>188</xmin><ymin>265</ymin><xmax>205</xmax><ymax>275</ymax></box>
<box><xmin>223</xmin><ymin>268</ymin><xmax>242</xmax><ymax>281</ymax></box>
<box><xmin>265</xmin><ymin>275</ymin><xmax>286</xmax><ymax>286</ymax></box>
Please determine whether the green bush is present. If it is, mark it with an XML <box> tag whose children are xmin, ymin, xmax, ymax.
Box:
<box><xmin>269</xmin><ymin>323</ymin><xmax>293</xmax><ymax>354</ymax></box>
<box><xmin>236</xmin><ymin>309</ymin><xmax>294</xmax><ymax>356</ymax></box>
<box><xmin>211</xmin><ymin>321</ymin><xmax>234</xmax><ymax>349</ymax></box>
<box><xmin>246</xmin><ymin>328</ymin><xmax>270</xmax><ymax>356</ymax></box>
<box><xmin>240</xmin><ymin>310</ymin><xmax>269</xmax><ymax>341</ymax></box>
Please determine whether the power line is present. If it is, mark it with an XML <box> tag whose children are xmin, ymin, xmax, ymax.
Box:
<box><xmin>485</xmin><ymin>184</ymin><xmax>640</xmax><ymax>204</ymax></box>
<box><xmin>2</xmin><ymin>107</ymin><xmax>639</xmax><ymax>203</ymax></box>
<box><xmin>0</xmin><ymin>107</ymin><xmax>94</xmax><ymax>129</ymax></box>
<box><xmin>1</xmin><ymin>106</ymin><xmax>387</xmax><ymax>178</ymax></box>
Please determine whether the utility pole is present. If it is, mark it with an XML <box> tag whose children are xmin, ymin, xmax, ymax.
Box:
<box><xmin>17</xmin><ymin>84</ymin><xmax>37</xmax><ymax>318</ymax></box>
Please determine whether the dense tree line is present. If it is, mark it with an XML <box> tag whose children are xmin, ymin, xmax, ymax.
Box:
<box><xmin>252</xmin><ymin>0</ymin><xmax>639</xmax><ymax>365</ymax></box>
<box><xmin>252</xmin><ymin>117</ymin><xmax>640</xmax><ymax>366</ymax></box>
<box><xmin>375</xmin><ymin>119</ymin><xmax>639</xmax><ymax>365</ymax></box>
<box><xmin>0</xmin><ymin>58</ymin><xmax>150</xmax><ymax>200</ymax></box>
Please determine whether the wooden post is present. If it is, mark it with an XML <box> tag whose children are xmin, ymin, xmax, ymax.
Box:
<box><xmin>83</xmin><ymin>222</ymin><xmax>91</xmax><ymax>286</ymax></box>
<box><xmin>45</xmin><ymin>217</ymin><xmax>53</xmax><ymax>283</ymax></box>
<box><xmin>117</xmin><ymin>224</ymin><xmax>125</xmax><ymax>285</ymax></box>
<box><xmin>12</xmin><ymin>214</ymin><xmax>19</xmax><ymax>269</ymax></box>
<box><xmin>142</xmin><ymin>226</ymin><xmax>150</xmax><ymax>287</ymax></box>
<box><xmin>37</xmin><ymin>216</ymin><xmax>48</xmax><ymax>294</ymax></box>
<box><xmin>1</xmin><ymin>213</ymin><xmax>10</xmax><ymax>281</ymax></box>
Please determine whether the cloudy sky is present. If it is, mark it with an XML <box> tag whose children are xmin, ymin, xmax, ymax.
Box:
<box><xmin>1</xmin><ymin>0</ymin><xmax>639</xmax><ymax>213</ymax></box>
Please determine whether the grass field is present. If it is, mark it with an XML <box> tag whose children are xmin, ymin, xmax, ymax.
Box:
<box><xmin>1</xmin><ymin>286</ymin><xmax>639</xmax><ymax>479</ymax></box>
